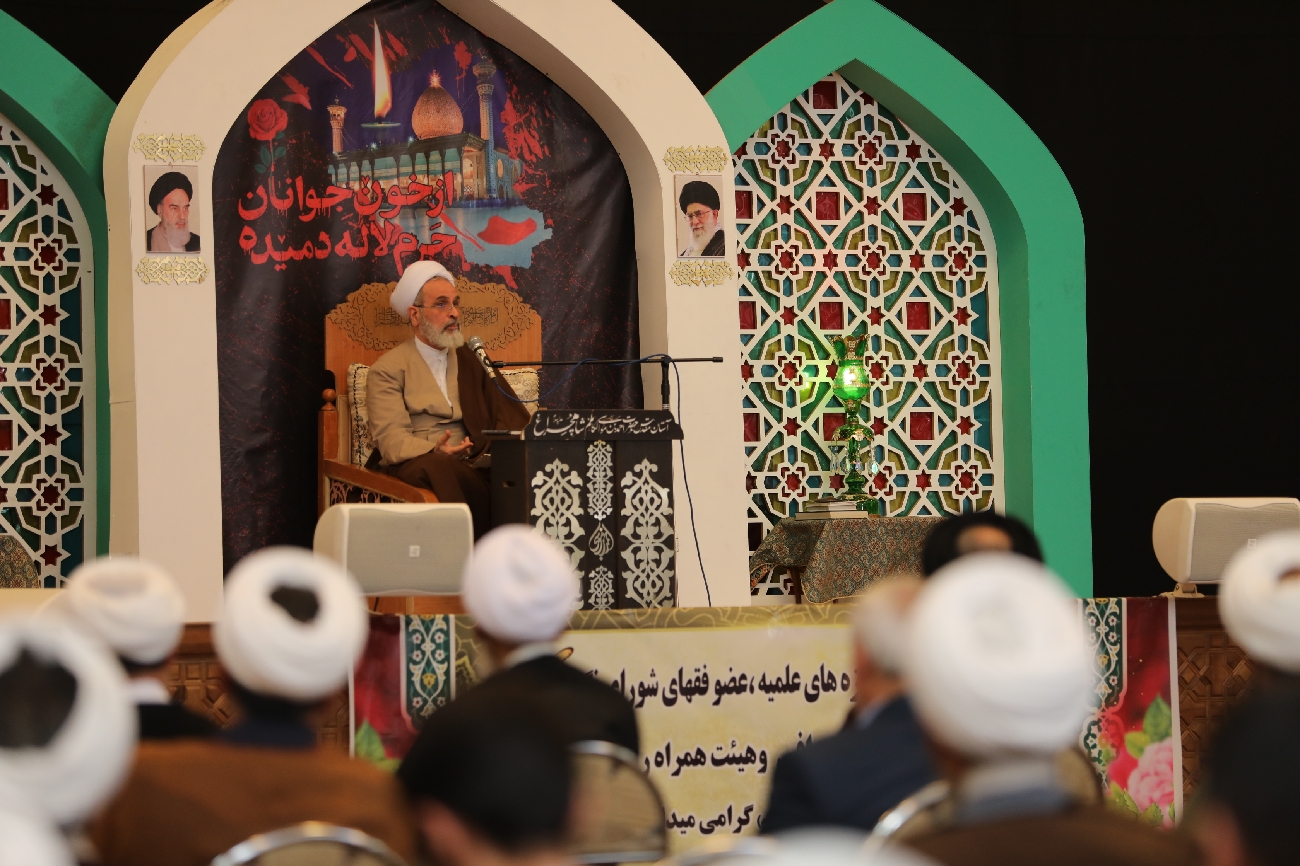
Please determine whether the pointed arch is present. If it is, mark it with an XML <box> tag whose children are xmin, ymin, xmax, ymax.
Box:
<box><xmin>708</xmin><ymin>0</ymin><xmax>1091</xmax><ymax>595</ymax></box>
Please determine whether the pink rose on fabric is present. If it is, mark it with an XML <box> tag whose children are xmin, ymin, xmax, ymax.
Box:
<box><xmin>247</xmin><ymin>99</ymin><xmax>288</xmax><ymax>141</ymax></box>
<box><xmin>1128</xmin><ymin>738</ymin><xmax>1176</xmax><ymax>825</ymax></box>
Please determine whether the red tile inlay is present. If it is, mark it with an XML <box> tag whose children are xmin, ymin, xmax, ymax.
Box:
<box><xmin>818</xmin><ymin>301</ymin><xmax>843</xmax><ymax>330</ymax></box>
<box><xmin>909</xmin><ymin>412</ymin><xmax>934</xmax><ymax>441</ymax></box>
<box><xmin>902</xmin><ymin>192</ymin><xmax>927</xmax><ymax>221</ymax></box>
<box><xmin>905</xmin><ymin>301</ymin><xmax>931</xmax><ymax>330</ymax></box>
<box><xmin>739</xmin><ymin>301</ymin><xmax>756</xmax><ymax>330</ymax></box>
<box><xmin>743</xmin><ymin>413</ymin><xmax>760</xmax><ymax>442</ymax></box>
<box><xmin>815</xmin><ymin>190</ymin><xmax>839</xmax><ymax>221</ymax></box>
<box><xmin>735</xmin><ymin>190</ymin><xmax>753</xmax><ymax>220</ymax></box>
<box><xmin>812</xmin><ymin>80</ymin><xmax>838</xmax><ymax>109</ymax></box>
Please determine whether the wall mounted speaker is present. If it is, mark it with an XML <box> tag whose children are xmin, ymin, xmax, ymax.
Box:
<box><xmin>1152</xmin><ymin>497</ymin><xmax>1300</xmax><ymax>585</ymax></box>
<box><xmin>314</xmin><ymin>503</ymin><xmax>473</xmax><ymax>596</ymax></box>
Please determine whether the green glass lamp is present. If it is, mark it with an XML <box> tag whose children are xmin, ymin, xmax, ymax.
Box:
<box><xmin>830</xmin><ymin>335</ymin><xmax>877</xmax><ymax>510</ymax></box>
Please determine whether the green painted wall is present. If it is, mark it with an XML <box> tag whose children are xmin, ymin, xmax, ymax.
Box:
<box><xmin>708</xmin><ymin>0</ymin><xmax>1092</xmax><ymax>594</ymax></box>
<box><xmin>0</xmin><ymin>11</ymin><xmax>115</xmax><ymax>555</ymax></box>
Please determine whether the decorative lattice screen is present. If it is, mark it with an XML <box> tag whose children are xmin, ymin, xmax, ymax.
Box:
<box><xmin>0</xmin><ymin>114</ymin><xmax>94</xmax><ymax>586</ymax></box>
<box><xmin>735</xmin><ymin>73</ymin><xmax>1002</xmax><ymax>552</ymax></box>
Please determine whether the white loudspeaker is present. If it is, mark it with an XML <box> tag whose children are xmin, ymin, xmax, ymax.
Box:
<box><xmin>1152</xmin><ymin>497</ymin><xmax>1300</xmax><ymax>585</ymax></box>
<box><xmin>313</xmin><ymin>503</ymin><xmax>473</xmax><ymax>596</ymax></box>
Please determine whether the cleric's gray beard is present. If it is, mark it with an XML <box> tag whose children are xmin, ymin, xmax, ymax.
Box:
<box><xmin>418</xmin><ymin>318</ymin><xmax>465</xmax><ymax>350</ymax></box>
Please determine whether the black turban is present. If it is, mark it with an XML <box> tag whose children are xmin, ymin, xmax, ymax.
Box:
<box><xmin>679</xmin><ymin>180</ymin><xmax>720</xmax><ymax>214</ymax></box>
<box><xmin>148</xmin><ymin>171</ymin><xmax>193</xmax><ymax>213</ymax></box>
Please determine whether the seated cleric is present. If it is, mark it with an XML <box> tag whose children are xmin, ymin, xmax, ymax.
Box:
<box><xmin>366</xmin><ymin>260</ymin><xmax>530</xmax><ymax>535</ymax></box>
<box><xmin>145</xmin><ymin>171</ymin><xmax>200</xmax><ymax>253</ymax></box>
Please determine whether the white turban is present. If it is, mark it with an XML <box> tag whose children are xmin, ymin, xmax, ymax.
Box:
<box><xmin>390</xmin><ymin>260</ymin><xmax>455</xmax><ymax>320</ymax></box>
<box><xmin>904</xmin><ymin>553</ymin><xmax>1091</xmax><ymax>758</ymax></box>
<box><xmin>214</xmin><ymin>547</ymin><xmax>367</xmax><ymax>702</ymax></box>
<box><xmin>54</xmin><ymin>557</ymin><xmax>184</xmax><ymax>665</ymax></box>
<box><xmin>462</xmin><ymin>526</ymin><xmax>579</xmax><ymax>645</ymax></box>
<box><xmin>852</xmin><ymin>575</ymin><xmax>922</xmax><ymax>676</ymax></box>
<box><xmin>0</xmin><ymin>809</ymin><xmax>74</xmax><ymax>866</ymax></box>
<box><xmin>0</xmin><ymin>618</ymin><xmax>136</xmax><ymax>826</ymax></box>
<box><xmin>1220</xmin><ymin>531</ymin><xmax>1300</xmax><ymax>672</ymax></box>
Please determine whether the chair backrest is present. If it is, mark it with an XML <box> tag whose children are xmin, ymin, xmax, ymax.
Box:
<box><xmin>314</xmin><ymin>503</ymin><xmax>472</xmax><ymax>595</ymax></box>
<box><xmin>210</xmin><ymin>821</ymin><xmax>407</xmax><ymax>866</ymax></box>
<box><xmin>324</xmin><ymin>278</ymin><xmax>542</xmax><ymax>463</ymax></box>
<box><xmin>865</xmin><ymin>779</ymin><xmax>951</xmax><ymax>849</ymax></box>
<box><xmin>567</xmin><ymin>741</ymin><xmax>668</xmax><ymax>864</ymax></box>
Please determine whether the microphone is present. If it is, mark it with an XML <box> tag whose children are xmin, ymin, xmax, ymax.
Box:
<box><xmin>466</xmin><ymin>336</ymin><xmax>498</xmax><ymax>379</ymax></box>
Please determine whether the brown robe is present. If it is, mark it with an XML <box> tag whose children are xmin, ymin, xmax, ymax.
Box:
<box><xmin>366</xmin><ymin>339</ymin><xmax>530</xmax><ymax>533</ymax></box>
<box><xmin>905</xmin><ymin>806</ymin><xmax>1203</xmax><ymax>866</ymax></box>
<box><xmin>91</xmin><ymin>741</ymin><xmax>417</xmax><ymax>866</ymax></box>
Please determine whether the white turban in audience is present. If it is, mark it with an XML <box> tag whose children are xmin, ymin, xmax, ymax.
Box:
<box><xmin>0</xmin><ymin>808</ymin><xmax>75</xmax><ymax>866</ymax></box>
<box><xmin>214</xmin><ymin>547</ymin><xmax>367</xmax><ymax>702</ymax></box>
<box><xmin>462</xmin><ymin>526</ymin><xmax>579</xmax><ymax>645</ymax></box>
<box><xmin>852</xmin><ymin>575</ymin><xmax>921</xmax><ymax>676</ymax></box>
<box><xmin>390</xmin><ymin>260</ymin><xmax>454</xmax><ymax>320</ymax></box>
<box><xmin>904</xmin><ymin>553</ymin><xmax>1091</xmax><ymax>758</ymax></box>
<box><xmin>0</xmin><ymin>618</ymin><xmax>135</xmax><ymax>826</ymax></box>
<box><xmin>1220</xmin><ymin>531</ymin><xmax>1300</xmax><ymax>672</ymax></box>
<box><xmin>55</xmin><ymin>556</ymin><xmax>184</xmax><ymax>665</ymax></box>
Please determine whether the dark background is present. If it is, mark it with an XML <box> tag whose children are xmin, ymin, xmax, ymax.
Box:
<box><xmin>5</xmin><ymin>0</ymin><xmax>1295</xmax><ymax>596</ymax></box>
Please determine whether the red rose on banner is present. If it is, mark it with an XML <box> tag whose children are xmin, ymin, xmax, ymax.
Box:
<box><xmin>247</xmin><ymin>99</ymin><xmax>288</xmax><ymax>141</ymax></box>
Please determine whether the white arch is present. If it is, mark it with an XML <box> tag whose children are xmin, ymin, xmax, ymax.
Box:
<box><xmin>104</xmin><ymin>0</ymin><xmax>748</xmax><ymax>619</ymax></box>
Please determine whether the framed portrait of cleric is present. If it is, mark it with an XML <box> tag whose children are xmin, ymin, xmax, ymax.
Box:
<box><xmin>674</xmin><ymin>175</ymin><xmax>726</xmax><ymax>258</ymax></box>
<box><xmin>142</xmin><ymin>164</ymin><xmax>201</xmax><ymax>255</ymax></box>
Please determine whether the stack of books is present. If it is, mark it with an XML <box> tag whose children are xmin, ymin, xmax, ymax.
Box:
<box><xmin>796</xmin><ymin>498</ymin><xmax>873</xmax><ymax>521</ymax></box>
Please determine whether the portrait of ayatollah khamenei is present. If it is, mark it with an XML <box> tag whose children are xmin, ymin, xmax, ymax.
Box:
<box><xmin>674</xmin><ymin>175</ymin><xmax>726</xmax><ymax>258</ymax></box>
<box><xmin>142</xmin><ymin>164</ymin><xmax>201</xmax><ymax>254</ymax></box>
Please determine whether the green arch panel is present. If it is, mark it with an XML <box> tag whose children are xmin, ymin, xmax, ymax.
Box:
<box><xmin>0</xmin><ymin>11</ymin><xmax>115</xmax><ymax>554</ymax></box>
<box><xmin>708</xmin><ymin>0</ymin><xmax>1091</xmax><ymax>595</ymax></box>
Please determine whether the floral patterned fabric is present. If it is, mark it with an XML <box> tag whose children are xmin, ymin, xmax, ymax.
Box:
<box><xmin>750</xmin><ymin>516</ymin><xmax>941</xmax><ymax>603</ymax></box>
<box><xmin>0</xmin><ymin>536</ymin><xmax>40</xmax><ymax>588</ymax></box>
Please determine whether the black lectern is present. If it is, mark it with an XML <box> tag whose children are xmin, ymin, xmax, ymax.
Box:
<box><xmin>491</xmin><ymin>410</ymin><xmax>683</xmax><ymax>610</ymax></box>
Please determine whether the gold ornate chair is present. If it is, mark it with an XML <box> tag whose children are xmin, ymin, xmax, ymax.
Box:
<box><xmin>319</xmin><ymin>276</ymin><xmax>541</xmax><ymax>515</ymax></box>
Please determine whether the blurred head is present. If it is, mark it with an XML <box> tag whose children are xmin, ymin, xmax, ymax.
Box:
<box><xmin>1190</xmin><ymin>683</ymin><xmax>1300</xmax><ymax>866</ymax></box>
<box><xmin>903</xmin><ymin>553</ymin><xmax>1091</xmax><ymax>767</ymax></box>
<box><xmin>214</xmin><ymin>547</ymin><xmax>366</xmax><ymax>716</ymax></box>
<box><xmin>462</xmin><ymin>526</ymin><xmax>579</xmax><ymax>653</ymax></box>
<box><xmin>0</xmin><ymin>618</ymin><xmax>135</xmax><ymax>826</ymax></box>
<box><xmin>851</xmin><ymin>576</ymin><xmax>922</xmax><ymax>705</ymax></box>
<box><xmin>398</xmin><ymin>692</ymin><xmax>571</xmax><ymax>865</ymax></box>
<box><xmin>53</xmin><ymin>556</ymin><xmax>184</xmax><ymax>673</ymax></box>
<box><xmin>1220</xmin><ymin>531</ymin><xmax>1300</xmax><ymax>674</ymax></box>
<box><xmin>920</xmin><ymin>511</ymin><xmax>1042</xmax><ymax>577</ymax></box>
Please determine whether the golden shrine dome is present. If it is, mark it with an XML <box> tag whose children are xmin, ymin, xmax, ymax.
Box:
<box><xmin>411</xmin><ymin>72</ymin><xmax>464</xmax><ymax>140</ymax></box>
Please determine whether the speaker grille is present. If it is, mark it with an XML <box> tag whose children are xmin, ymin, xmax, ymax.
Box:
<box><xmin>346</xmin><ymin>507</ymin><xmax>470</xmax><ymax>594</ymax></box>
<box><xmin>1189</xmin><ymin>502</ymin><xmax>1300</xmax><ymax>582</ymax></box>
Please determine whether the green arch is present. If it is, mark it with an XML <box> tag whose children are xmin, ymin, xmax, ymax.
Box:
<box><xmin>708</xmin><ymin>0</ymin><xmax>1091</xmax><ymax>595</ymax></box>
<box><xmin>0</xmin><ymin>12</ymin><xmax>115</xmax><ymax>555</ymax></box>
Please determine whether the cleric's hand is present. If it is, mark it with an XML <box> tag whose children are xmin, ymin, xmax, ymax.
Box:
<box><xmin>435</xmin><ymin>431</ymin><xmax>474</xmax><ymax>459</ymax></box>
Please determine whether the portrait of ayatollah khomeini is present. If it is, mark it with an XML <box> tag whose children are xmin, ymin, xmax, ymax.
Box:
<box><xmin>678</xmin><ymin>179</ymin><xmax>726</xmax><ymax>258</ymax></box>
<box><xmin>146</xmin><ymin>170</ymin><xmax>201</xmax><ymax>254</ymax></box>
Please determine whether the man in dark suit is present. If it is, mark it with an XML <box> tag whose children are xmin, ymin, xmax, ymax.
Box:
<box><xmin>763</xmin><ymin>576</ymin><xmax>935</xmax><ymax>833</ymax></box>
<box><xmin>455</xmin><ymin>526</ymin><xmax>639</xmax><ymax>754</ymax></box>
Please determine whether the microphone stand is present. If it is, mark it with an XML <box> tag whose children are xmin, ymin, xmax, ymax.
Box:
<box><xmin>490</xmin><ymin>356</ymin><xmax>723</xmax><ymax>410</ymax></box>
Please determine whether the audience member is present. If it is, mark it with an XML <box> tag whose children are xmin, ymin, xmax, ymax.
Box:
<box><xmin>920</xmin><ymin>512</ymin><xmax>1041</xmax><ymax>576</ymax></box>
<box><xmin>52</xmin><ymin>556</ymin><xmax>215</xmax><ymax>740</ymax></box>
<box><xmin>763</xmin><ymin>576</ymin><xmax>936</xmax><ymax>833</ymax></box>
<box><xmin>460</xmin><ymin>525</ymin><xmax>639</xmax><ymax>753</ymax></box>
<box><xmin>91</xmin><ymin>547</ymin><xmax>416</xmax><ymax>866</ymax></box>
<box><xmin>900</xmin><ymin>553</ymin><xmax>1199</xmax><ymax>866</ymax></box>
<box><xmin>1186</xmin><ymin>682</ymin><xmax>1300</xmax><ymax>866</ymax></box>
<box><xmin>398</xmin><ymin>691</ymin><xmax>572</xmax><ymax>866</ymax></box>
<box><xmin>1219</xmin><ymin>531</ymin><xmax>1300</xmax><ymax>678</ymax></box>
<box><xmin>0</xmin><ymin>618</ymin><xmax>136</xmax><ymax>866</ymax></box>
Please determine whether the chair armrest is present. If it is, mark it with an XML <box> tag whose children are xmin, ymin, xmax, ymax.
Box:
<box><xmin>321</xmin><ymin>460</ymin><xmax>440</xmax><ymax>511</ymax></box>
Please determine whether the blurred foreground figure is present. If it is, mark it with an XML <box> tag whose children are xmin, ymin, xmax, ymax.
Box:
<box><xmin>899</xmin><ymin>554</ymin><xmax>1199</xmax><ymax>866</ymax></box>
<box><xmin>0</xmin><ymin>618</ymin><xmax>136</xmax><ymax>866</ymax></box>
<box><xmin>398</xmin><ymin>692</ymin><xmax>572</xmax><ymax>866</ymax></box>
<box><xmin>92</xmin><ymin>547</ymin><xmax>416</xmax><ymax>866</ymax></box>
<box><xmin>763</xmin><ymin>577</ymin><xmax>936</xmax><ymax>833</ymax></box>
<box><xmin>1186</xmin><ymin>683</ymin><xmax>1300</xmax><ymax>866</ymax></box>
<box><xmin>919</xmin><ymin>512</ymin><xmax>1041</xmax><ymax>576</ymax></box>
<box><xmin>1219</xmin><ymin>531</ymin><xmax>1300</xmax><ymax>678</ymax></box>
<box><xmin>460</xmin><ymin>525</ymin><xmax>639</xmax><ymax>752</ymax></box>
<box><xmin>54</xmin><ymin>556</ymin><xmax>215</xmax><ymax>740</ymax></box>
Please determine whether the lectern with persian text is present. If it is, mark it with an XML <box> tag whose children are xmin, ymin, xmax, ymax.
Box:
<box><xmin>491</xmin><ymin>410</ymin><xmax>682</xmax><ymax>610</ymax></box>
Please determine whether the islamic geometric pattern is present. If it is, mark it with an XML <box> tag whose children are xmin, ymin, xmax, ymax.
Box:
<box><xmin>0</xmin><ymin>114</ymin><xmax>93</xmax><ymax>586</ymax></box>
<box><xmin>734</xmin><ymin>73</ymin><xmax>1002</xmax><ymax>545</ymax></box>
